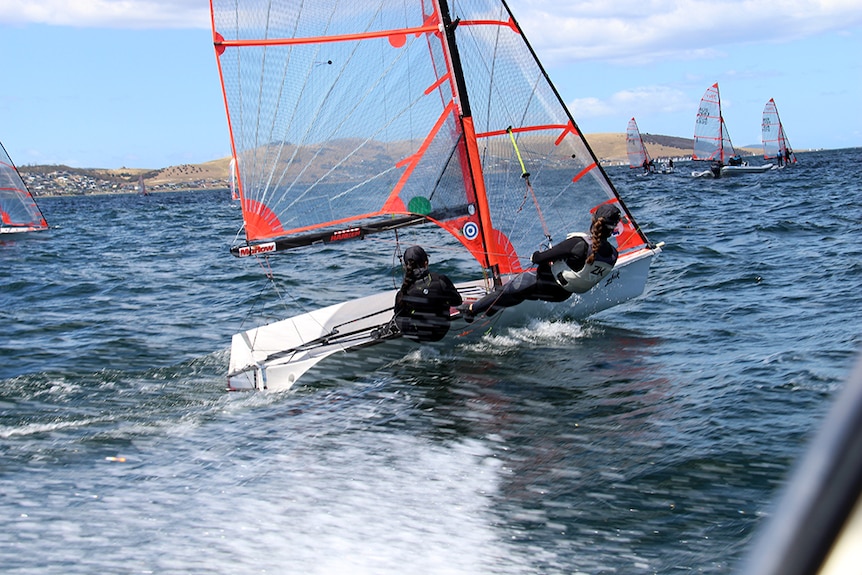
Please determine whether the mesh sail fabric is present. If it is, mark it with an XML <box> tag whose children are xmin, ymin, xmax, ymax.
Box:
<box><xmin>211</xmin><ymin>0</ymin><xmax>646</xmax><ymax>270</ymax></box>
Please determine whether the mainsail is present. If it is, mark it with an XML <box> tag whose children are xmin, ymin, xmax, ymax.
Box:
<box><xmin>626</xmin><ymin>117</ymin><xmax>652</xmax><ymax>169</ymax></box>
<box><xmin>692</xmin><ymin>82</ymin><xmax>735</xmax><ymax>163</ymax></box>
<box><xmin>762</xmin><ymin>98</ymin><xmax>796</xmax><ymax>164</ymax></box>
<box><xmin>210</xmin><ymin>0</ymin><xmax>661</xmax><ymax>390</ymax></box>
<box><xmin>0</xmin><ymin>140</ymin><xmax>48</xmax><ymax>234</ymax></box>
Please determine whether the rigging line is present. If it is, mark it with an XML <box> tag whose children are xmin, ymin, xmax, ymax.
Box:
<box><xmin>507</xmin><ymin>126</ymin><xmax>552</xmax><ymax>244</ymax></box>
<box><xmin>392</xmin><ymin>229</ymin><xmax>404</xmax><ymax>290</ymax></box>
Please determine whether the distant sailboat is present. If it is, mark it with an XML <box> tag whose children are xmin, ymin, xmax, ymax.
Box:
<box><xmin>762</xmin><ymin>98</ymin><xmax>796</xmax><ymax>167</ymax></box>
<box><xmin>626</xmin><ymin>118</ymin><xmax>673</xmax><ymax>174</ymax></box>
<box><xmin>228</xmin><ymin>156</ymin><xmax>238</xmax><ymax>201</ymax></box>
<box><xmin>692</xmin><ymin>83</ymin><xmax>772</xmax><ymax>178</ymax></box>
<box><xmin>626</xmin><ymin>118</ymin><xmax>653</xmax><ymax>174</ymax></box>
<box><xmin>138</xmin><ymin>174</ymin><xmax>149</xmax><ymax>196</ymax></box>
<box><xmin>0</xmin><ymin>140</ymin><xmax>49</xmax><ymax>233</ymax></box>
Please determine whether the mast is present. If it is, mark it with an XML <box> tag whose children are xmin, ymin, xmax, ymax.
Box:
<box><xmin>435</xmin><ymin>0</ymin><xmax>501</xmax><ymax>283</ymax></box>
<box><xmin>716</xmin><ymin>85</ymin><xmax>726</xmax><ymax>164</ymax></box>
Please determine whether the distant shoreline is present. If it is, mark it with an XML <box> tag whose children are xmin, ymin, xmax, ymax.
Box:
<box><xmin>19</xmin><ymin>132</ymin><xmax>777</xmax><ymax>197</ymax></box>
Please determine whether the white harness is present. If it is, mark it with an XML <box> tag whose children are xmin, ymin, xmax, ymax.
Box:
<box><xmin>549</xmin><ymin>233</ymin><xmax>615</xmax><ymax>293</ymax></box>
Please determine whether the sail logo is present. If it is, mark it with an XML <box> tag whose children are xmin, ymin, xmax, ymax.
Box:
<box><xmin>330</xmin><ymin>228</ymin><xmax>361</xmax><ymax>242</ymax></box>
<box><xmin>462</xmin><ymin>221</ymin><xmax>479</xmax><ymax>240</ymax></box>
<box><xmin>238</xmin><ymin>242</ymin><xmax>276</xmax><ymax>257</ymax></box>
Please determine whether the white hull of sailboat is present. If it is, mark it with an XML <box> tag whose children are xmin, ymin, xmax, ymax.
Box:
<box><xmin>722</xmin><ymin>164</ymin><xmax>774</xmax><ymax>175</ymax></box>
<box><xmin>0</xmin><ymin>225</ymin><xmax>48</xmax><ymax>234</ymax></box>
<box><xmin>227</xmin><ymin>245</ymin><xmax>661</xmax><ymax>392</ymax></box>
<box><xmin>691</xmin><ymin>163</ymin><xmax>774</xmax><ymax>178</ymax></box>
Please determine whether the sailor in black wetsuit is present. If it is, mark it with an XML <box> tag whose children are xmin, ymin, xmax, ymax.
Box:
<box><xmin>458</xmin><ymin>204</ymin><xmax>621</xmax><ymax>321</ymax></box>
<box><xmin>393</xmin><ymin>245</ymin><xmax>463</xmax><ymax>342</ymax></box>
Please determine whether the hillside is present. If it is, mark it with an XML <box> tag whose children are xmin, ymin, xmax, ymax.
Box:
<box><xmin>586</xmin><ymin>132</ymin><xmax>759</xmax><ymax>164</ymax></box>
<box><xmin>20</xmin><ymin>133</ymin><xmax>761</xmax><ymax>195</ymax></box>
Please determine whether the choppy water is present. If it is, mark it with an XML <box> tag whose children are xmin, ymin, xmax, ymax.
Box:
<box><xmin>2</xmin><ymin>148</ymin><xmax>861</xmax><ymax>574</ymax></box>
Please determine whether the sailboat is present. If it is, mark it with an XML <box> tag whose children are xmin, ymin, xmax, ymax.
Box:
<box><xmin>137</xmin><ymin>174</ymin><xmax>149</xmax><ymax>196</ymax></box>
<box><xmin>626</xmin><ymin>118</ymin><xmax>653</xmax><ymax>174</ymax></box>
<box><xmin>626</xmin><ymin>117</ymin><xmax>672</xmax><ymax>175</ymax></box>
<box><xmin>0</xmin><ymin>140</ymin><xmax>49</xmax><ymax>233</ymax></box>
<box><xmin>228</xmin><ymin>156</ymin><xmax>238</xmax><ymax>201</ymax></box>
<box><xmin>762</xmin><ymin>98</ymin><xmax>796</xmax><ymax>167</ymax></box>
<box><xmin>692</xmin><ymin>83</ymin><xmax>772</xmax><ymax>178</ymax></box>
<box><xmin>209</xmin><ymin>0</ymin><xmax>663</xmax><ymax>392</ymax></box>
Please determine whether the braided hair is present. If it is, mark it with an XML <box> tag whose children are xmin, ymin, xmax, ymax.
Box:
<box><xmin>586</xmin><ymin>217</ymin><xmax>614</xmax><ymax>265</ymax></box>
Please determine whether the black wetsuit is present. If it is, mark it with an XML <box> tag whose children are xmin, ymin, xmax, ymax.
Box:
<box><xmin>469</xmin><ymin>235</ymin><xmax>617</xmax><ymax>316</ymax></box>
<box><xmin>394</xmin><ymin>269</ymin><xmax>462</xmax><ymax>342</ymax></box>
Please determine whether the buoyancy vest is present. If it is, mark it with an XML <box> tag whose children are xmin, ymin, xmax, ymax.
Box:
<box><xmin>549</xmin><ymin>233</ymin><xmax>617</xmax><ymax>293</ymax></box>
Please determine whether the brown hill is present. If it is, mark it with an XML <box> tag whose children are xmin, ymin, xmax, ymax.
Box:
<box><xmin>586</xmin><ymin>132</ymin><xmax>759</xmax><ymax>164</ymax></box>
<box><xmin>147</xmin><ymin>157</ymin><xmax>232</xmax><ymax>185</ymax></box>
<box><xmin>139</xmin><ymin>133</ymin><xmax>701</xmax><ymax>184</ymax></box>
<box><xmin>157</xmin><ymin>133</ymin><xmax>700</xmax><ymax>182</ymax></box>
<box><xmin>22</xmin><ymin>133</ymin><xmax>762</xmax><ymax>195</ymax></box>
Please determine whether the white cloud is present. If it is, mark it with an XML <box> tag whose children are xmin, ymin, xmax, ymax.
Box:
<box><xmin>568</xmin><ymin>96</ymin><xmax>613</xmax><ymax>119</ymax></box>
<box><xmin>4</xmin><ymin>0</ymin><xmax>860</xmax><ymax>43</ymax></box>
<box><xmin>3</xmin><ymin>0</ymin><xmax>859</xmax><ymax>53</ymax></box>
<box><xmin>508</xmin><ymin>0</ymin><xmax>862</xmax><ymax>65</ymax></box>
<box><xmin>570</xmin><ymin>85</ymin><xmax>691</xmax><ymax>120</ymax></box>
<box><xmin>0</xmin><ymin>0</ymin><xmax>208</xmax><ymax>29</ymax></box>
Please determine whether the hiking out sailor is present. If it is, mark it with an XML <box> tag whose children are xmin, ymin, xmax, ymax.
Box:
<box><xmin>392</xmin><ymin>245</ymin><xmax>462</xmax><ymax>342</ymax></box>
<box><xmin>457</xmin><ymin>204</ymin><xmax>621</xmax><ymax>321</ymax></box>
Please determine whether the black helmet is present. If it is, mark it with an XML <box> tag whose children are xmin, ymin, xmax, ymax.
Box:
<box><xmin>593</xmin><ymin>204</ymin><xmax>621</xmax><ymax>232</ymax></box>
<box><xmin>403</xmin><ymin>245</ymin><xmax>428</xmax><ymax>265</ymax></box>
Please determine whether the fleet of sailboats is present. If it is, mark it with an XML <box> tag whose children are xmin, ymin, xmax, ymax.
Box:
<box><xmin>0</xmin><ymin>140</ymin><xmax>49</xmax><ymax>234</ymax></box>
<box><xmin>691</xmin><ymin>83</ymin><xmax>773</xmax><ymax>178</ymax></box>
<box><xmin>209</xmin><ymin>0</ymin><xmax>662</xmax><ymax>391</ymax></box>
<box><xmin>2</xmin><ymin>1</ymin><xmax>801</xmax><ymax>394</ymax></box>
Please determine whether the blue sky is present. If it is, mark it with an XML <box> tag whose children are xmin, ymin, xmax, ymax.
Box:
<box><xmin>0</xmin><ymin>0</ymin><xmax>860</xmax><ymax>169</ymax></box>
